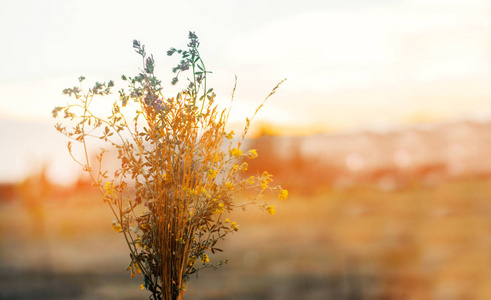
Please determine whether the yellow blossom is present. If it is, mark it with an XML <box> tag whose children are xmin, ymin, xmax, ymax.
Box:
<box><xmin>213</xmin><ymin>153</ymin><xmax>221</xmax><ymax>162</ymax></box>
<box><xmin>208</xmin><ymin>169</ymin><xmax>217</xmax><ymax>179</ymax></box>
<box><xmin>230</xmin><ymin>221</ymin><xmax>239</xmax><ymax>231</ymax></box>
<box><xmin>189</xmin><ymin>257</ymin><xmax>196</xmax><ymax>266</ymax></box>
<box><xmin>261</xmin><ymin>181</ymin><xmax>268</xmax><ymax>190</ymax></box>
<box><xmin>187</xmin><ymin>188</ymin><xmax>197</xmax><ymax>196</ymax></box>
<box><xmin>247</xmin><ymin>149</ymin><xmax>258</xmax><ymax>159</ymax></box>
<box><xmin>140</xmin><ymin>284</ymin><xmax>145</xmax><ymax>290</ymax></box>
<box><xmin>104</xmin><ymin>181</ymin><xmax>116</xmax><ymax>195</ymax></box>
<box><xmin>224</xmin><ymin>218</ymin><xmax>230</xmax><ymax>223</ymax></box>
<box><xmin>266</xmin><ymin>205</ymin><xmax>276</xmax><ymax>216</ymax></box>
<box><xmin>214</xmin><ymin>202</ymin><xmax>225</xmax><ymax>214</ymax></box>
<box><xmin>104</xmin><ymin>182</ymin><xmax>116</xmax><ymax>202</ymax></box>
<box><xmin>225</xmin><ymin>130</ymin><xmax>235</xmax><ymax>139</ymax></box>
<box><xmin>134</xmin><ymin>262</ymin><xmax>141</xmax><ymax>274</ymax></box>
<box><xmin>231</xmin><ymin>148</ymin><xmax>242</xmax><ymax>157</ymax></box>
<box><xmin>112</xmin><ymin>221</ymin><xmax>122</xmax><ymax>232</ymax></box>
<box><xmin>232</xmin><ymin>164</ymin><xmax>239</xmax><ymax>171</ymax></box>
<box><xmin>240</xmin><ymin>162</ymin><xmax>248</xmax><ymax>171</ymax></box>
<box><xmin>225</xmin><ymin>181</ymin><xmax>234</xmax><ymax>190</ymax></box>
<box><xmin>247</xmin><ymin>176</ymin><xmax>255</xmax><ymax>185</ymax></box>
<box><xmin>201</xmin><ymin>254</ymin><xmax>210</xmax><ymax>263</ymax></box>
<box><xmin>278</xmin><ymin>189</ymin><xmax>288</xmax><ymax>200</ymax></box>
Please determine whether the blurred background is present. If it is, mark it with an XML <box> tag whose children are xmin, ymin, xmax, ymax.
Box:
<box><xmin>1</xmin><ymin>0</ymin><xmax>491</xmax><ymax>299</ymax></box>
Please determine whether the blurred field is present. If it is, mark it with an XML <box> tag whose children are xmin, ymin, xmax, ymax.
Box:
<box><xmin>1</xmin><ymin>175</ymin><xmax>490</xmax><ymax>299</ymax></box>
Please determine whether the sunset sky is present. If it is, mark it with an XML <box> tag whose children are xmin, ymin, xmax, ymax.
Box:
<box><xmin>1</xmin><ymin>0</ymin><xmax>491</xmax><ymax>182</ymax></box>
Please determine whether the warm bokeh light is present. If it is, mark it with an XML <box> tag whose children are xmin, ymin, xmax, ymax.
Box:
<box><xmin>1</xmin><ymin>0</ymin><xmax>491</xmax><ymax>299</ymax></box>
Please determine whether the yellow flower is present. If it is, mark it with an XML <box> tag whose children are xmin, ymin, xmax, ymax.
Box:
<box><xmin>112</xmin><ymin>221</ymin><xmax>122</xmax><ymax>232</ymax></box>
<box><xmin>247</xmin><ymin>176</ymin><xmax>255</xmax><ymax>185</ymax></box>
<box><xmin>208</xmin><ymin>169</ymin><xmax>217</xmax><ymax>179</ymax></box>
<box><xmin>224</xmin><ymin>218</ymin><xmax>230</xmax><ymax>223</ymax></box>
<box><xmin>201</xmin><ymin>254</ymin><xmax>210</xmax><ymax>263</ymax></box>
<box><xmin>134</xmin><ymin>262</ymin><xmax>142</xmax><ymax>274</ymax></box>
<box><xmin>104</xmin><ymin>182</ymin><xmax>116</xmax><ymax>202</ymax></box>
<box><xmin>240</xmin><ymin>162</ymin><xmax>248</xmax><ymax>171</ymax></box>
<box><xmin>225</xmin><ymin>181</ymin><xmax>234</xmax><ymax>190</ymax></box>
<box><xmin>214</xmin><ymin>203</ymin><xmax>225</xmax><ymax>214</ymax></box>
<box><xmin>232</xmin><ymin>164</ymin><xmax>239</xmax><ymax>171</ymax></box>
<box><xmin>278</xmin><ymin>189</ymin><xmax>288</xmax><ymax>200</ymax></box>
<box><xmin>231</xmin><ymin>148</ymin><xmax>242</xmax><ymax>157</ymax></box>
<box><xmin>230</xmin><ymin>222</ymin><xmax>239</xmax><ymax>231</ymax></box>
<box><xmin>188</xmin><ymin>257</ymin><xmax>196</xmax><ymax>266</ymax></box>
<box><xmin>261</xmin><ymin>181</ymin><xmax>268</xmax><ymax>190</ymax></box>
<box><xmin>140</xmin><ymin>284</ymin><xmax>145</xmax><ymax>290</ymax></box>
<box><xmin>266</xmin><ymin>205</ymin><xmax>276</xmax><ymax>216</ymax></box>
<box><xmin>187</xmin><ymin>188</ymin><xmax>197</xmax><ymax>196</ymax></box>
<box><xmin>104</xmin><ymin>181</ymin><xmax>115</xmax><ymax>194</ymax></box>
<box><xmin>247</xmin><ymin>149</ymin><xmax>258</xmax><ymax>159</ymax></box>
<box><xmin>225</xmin><ymin>130</ymin><xmax>235</xmax><ymax>139</ymax></box>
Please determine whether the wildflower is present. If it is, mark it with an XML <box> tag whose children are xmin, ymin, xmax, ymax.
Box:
<box><xmin>141</xmin><ymin>284</ymin><xmax>145</xmax><ymax>290</ymax></box>
<box><xmin>208</xmin><ymin>169</ymin><xmax>217</xmax><ymax>179</ymax></box>
<box><xmin>225</xmin><ymin>130</ymin><xmax>234</xmax><ymax>139</ymax></box>
<box><xmin>201</xmin><ymin>254</ymin><xmax>210</xmax><ymax>263</ymax></box>
<box><xmin>231</xmin><ymin>148</ymin><xmax>242</xmax><ymax>157</ymax></box>
<box><xmin>134</xmin><ymin>262</ymin><xmax>142</xmax><ymax>274</ymax></box>
<box><xmin>261</xmin><ymin>171</ymin><xmax>273</xmax><ymax>189</ymax></box>
<box><xmin>261</xmin><ymin>181</ymin><xmax>268</xmax><ymax>190</ymax></box>
<box><xmin>278</xmin><ymin>189</ymin><xmax>288</xmax><ymax>200</ymax></box>
<box><xmin>224</xmin><ymin>218</ymin><xmax>230</xmax><ymax>223</ymax></box>
<box><xmin>247</xmin><ymin>149</ymin><xmax>258</xmax><ymax>159</ymax></box>
<box><xmin>266</xmin><ymin>205</ymin><xmax>276</xmax><ymax>216</ymax></box>
<box><xmin>247</xmin><ymin>176</ymin><xmax>255</xmax><ymax>185</ymax></box>
<box><xmin>104</xmin><ymin>182</ymin><xmax>116</xmax><ymax>196</ymax></box>
<box><xmin>112</xmin><ymin>221</ymin><xmax>123</xmax><ymax>232</ymax></box>
<box><xmin>188</xmin><ymin>257</ymin><xmax>196</xmax><ymax>266</ymax></box>
<box><xmin>239</xmin><ymin>162</ymin><xmax>248</xmax><ymax>171</ymax></box>
<box><xmin>187</xmin><ymin>188</ymin><xmax>197</xmax><ymax>196</ymax></box>
<box><xmin>215</xmin><ymin>203</ymin><xmax>225</xmax><ymax>214</ymax></box>
<box><xmin>225</xmin><ymin>181</ymin><xmax>234</xmax><ymax>190</ymax></box>
<box><xmin>230</xmin><ymin>222</ymin><xmax>239</xmax><ymax>231</ymax></box>
<box><xmin>232</xmin><ymin>164</ymin><xmax>239</xmax><ymax>171</ymax></box>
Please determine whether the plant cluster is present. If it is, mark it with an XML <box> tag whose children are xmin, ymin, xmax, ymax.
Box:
<box><xmin>53</xmin><ymin>32</ymin><xmax>287</xmax><ymax>300</ymax></box>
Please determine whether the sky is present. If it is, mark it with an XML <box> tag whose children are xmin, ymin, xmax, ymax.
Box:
<box><xmin>1</xmin><ymin>0</ymin><xmax>491</xmax><ymax>183</ymax></box>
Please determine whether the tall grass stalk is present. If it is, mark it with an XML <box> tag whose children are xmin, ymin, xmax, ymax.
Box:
<box><xmin>53</xmin><ymin>32</ymin><xmax>287</xmax><ymax>300</ymax></box>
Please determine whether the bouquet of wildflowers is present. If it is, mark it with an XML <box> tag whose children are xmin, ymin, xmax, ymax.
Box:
<box><xmin>53</xmin><ymin>32</ymin><xmax>287</xmax><ymax>300</ymax></box>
